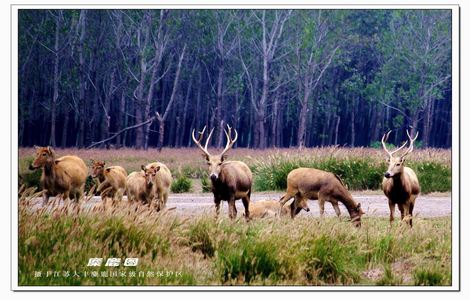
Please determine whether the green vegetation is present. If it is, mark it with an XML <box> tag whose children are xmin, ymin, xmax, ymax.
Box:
<box><xmin>18</xmin><ymin>147</ymin><xmax>451</xmax><ymax>193</ymax></box>
<box><xmin>200</xmin><ymin>176</ymin><xmax>211</xmax><ymax>192</ymax></box>
<box><xmin>253</xmin><ymin>155</ymin><xmax>451</xmax><ymax>193</ymax></box>
<box><xmin>18</xmin><ymin>197</ymin><xmax>451</xmax><ymax>286</ymax></box>
<box><xmin>171</xmin><ymin>175</ymin><xmax>192</xmax><ymax>193</ymax></box>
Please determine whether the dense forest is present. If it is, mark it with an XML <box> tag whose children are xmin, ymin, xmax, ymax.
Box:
<box><xmin>18</xmin><ymin>9</ymin><xmax>452</xmax><ymax>149</ymax></box>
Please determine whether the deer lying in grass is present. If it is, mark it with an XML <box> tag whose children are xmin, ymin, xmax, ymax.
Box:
<box><xmin>382</xmin><ymin>130</ymin><xmax>420</xmax><ymax>227</ymax></box>
<box><xmin>90</xmin><ymin>160</ymin><xmax>127</xmax><ymax>204</ymax></box>
<box><xmin>279</xmin><ymin>168</ymin><xmax>364</xmax><ymax>227</ymax></box>
<box><xmin>126</xmin><ymin>171</ymin><xmax>154</xmax><ymax>204</ymax></box>
<box><xmin>192</xmin><ymin>125</ymin><xmax>252</xmax><ymax>220</ymax></box>
<box><xmin>248</xmin><ymin>199</ymin><xmax>310</xmax><ymax>219</ymax></box>
<box><xmin>29</xmin><ymin>146</ymin><xmax>88</xmax><ymax>205</ymax></box>
<box><xmin>141</xmin><ymin>162</ymin><xmax>172</xmax><ymax>211</ymax></box>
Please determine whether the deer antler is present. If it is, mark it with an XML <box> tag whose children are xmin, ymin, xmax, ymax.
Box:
<box><xmin>381</xmin><ymin>130</ymin><xmax>408</xmax><ymax>157</ymax></box>
<box><xmin>220</xmin><ymin>124</ymin><xmax>238</xmax><ymax>157</ymax></box>
<box><xmin>192</xmin><ymin>126</ymin><xmax>214</xmax><ymax>157</ymax></box>
<box><xmin>401</xmin><ymin>129</ymin><xmax>419</xmax><ymax>158</ymax></box>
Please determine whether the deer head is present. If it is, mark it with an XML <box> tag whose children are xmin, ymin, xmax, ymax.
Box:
<box><xmin>141</xmin><ymin>165</ymin><xmax>161</xmax><ymax>187</ymax></box>
<box><xmin>382</xmin><ymin>130</ymin><xmax>419</xmax><ymax>179</ymax></box>
<box><xmin>192</xmin><ymin>124</ymin><xmax>238</xmax><ymax>181</ymax></box>
<box><xmin>29</xmin><ymin>146</ymin><xmax>55</xmax><ymax>170</ymax></box>
<box><xmin>90</xmin><ymin>160</ymin><xmax>106</xmax><ymax>178</ymax></box>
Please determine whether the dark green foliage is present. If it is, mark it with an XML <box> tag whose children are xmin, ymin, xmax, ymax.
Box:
<box><xmin>254</xmin><ymin>157</ymin><xmax>450</xmax><ymax>193</ymax></box>
<box><xmin>187</xmin><ymin>219</ymin><xmax>215</xmax><ymax>258</ymax></box>
<box><xmin>301</xmin><ymin>235</ymin><xmax>359</xmax><ymax>284</ymax></box>
<box><xmin>217</xmin><ymin>237</ymin><xmax>281</xmax><ymax>284</ymax></box>
<box><xmin>409</xmin><ymin>161</ymin><xmax>451</xmax><ymax>193</ymax></box>
<box><xmin>201</xmin><ymin>176</ymin><xmax>211</xmax><ymax>192</ymax></box>
<box><xmin>171</xmin><ymin>175</ymin><xmax>192</xmax><ymax>193</ymax></box>
<box><xmin>413</xmin><ymin>269</ymin><xmax>445</xmax><ymax>286</ymax></box>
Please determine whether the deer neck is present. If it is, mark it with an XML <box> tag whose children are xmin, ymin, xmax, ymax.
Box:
<box><xmin>43</xmin><ymin>160</ymin><xmax>56</xmax><ymax>178</ymax></box>
<box><xmin>97</xmin><ymin>173</ymin><xmax>106</xmax><ymax>183</ymax></box>
<box><xmin>337</xmin><ymin>189</ymin><xmax>358</xmax><ymax>218</ymax></box>
<box><xmin>391</xmin><ymin>172</ymin><xmax>406</xmax><ymax>189</ymax></box>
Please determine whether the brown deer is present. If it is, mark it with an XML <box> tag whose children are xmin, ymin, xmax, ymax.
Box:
<box><xmin>248</xmin><ymin>199</ymin><xmax>310</xmax><ymax>219</ymax></box>
<box><xmin>279</xmin><ymin>168</ymin><xmax>364</xmax><ymax>227</ymax></box>
<box><xmin>141</xmin><ymin>162</ymin><xmax>172</xmax><ymax>211</ymax></box>
<box><xmin>382</xmin><ymin>130</ymin><xmax>420</xmax><ymax>227</ymax></box>
<box><xmin>90</xmin><ymin>160</ymin><xmax>127</xmax><ymax>204</ymax></box>
<box><xmin>29</xmin><ymin>146</ymin><xmax>88</xmax><ymax>205</ymax></box>
<box><xmin>192</xmin><ymin>125</ymin><xmax>252</xmax><ymax>220</ymax></box>
<box><xmin>126</xmin><ymin>171</ymin><xmax>154</xmax><ymax>204</ymax></box>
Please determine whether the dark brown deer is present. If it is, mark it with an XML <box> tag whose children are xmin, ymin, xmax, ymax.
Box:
<box><xmin>192</xmin><ymin>125</ymin><xmax>252</xmax><ymax>220</ymax></box>
<box><xmin>382</xmin><ymin>130</ymin><xmax>420</xmax><ymax>227</ymax></box>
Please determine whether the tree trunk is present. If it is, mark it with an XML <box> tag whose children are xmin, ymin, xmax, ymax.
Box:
<box><xmin>61</xmin><ymin>110</ymin><xmax>69</xmax><ymax>148</ymax></box>
<box><xmin>101</xmin><ymin>69</ymin><xmax>114</xmax><ymax>145</ymax></box>
<box><xmin>350</xmin><ymin>97</ymin><xmax>356</xmax><ymax>147</ymax></box>
<box><xmin>116</xmin><ymin>88</ymin><xmax>126</xmax><ymax>148</ymax></box>
<box><xmin>76</xmin><ymin>10</ymin><xmax>87</xmax><ymax>148</ymax></box>
<box><xmin>334</xmin><ymin>115</ymin><xmax>340</xmax><ymax>145</ymax></box>
<box><xmin>297</xmin><ymin>84</ymin><xmax>311</xmax><ymax>149</ymax></box>
<box><xmin>157</xmin><ymin>44</ymin><xmax>186</xmax><ymax>151</ymax></box>
<box><xmin>49</xmin><ymin>11</ymin><xmax>61</xmax><ymax>147</ymax></box>
<box><xmin>215</xmin><ymin>63</ymin><xmax>225</xmax><ymax>148</ymax></box>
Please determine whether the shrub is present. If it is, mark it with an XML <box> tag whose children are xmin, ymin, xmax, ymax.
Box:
<box><xmin>187</xmin><ymin>219</ymin><xmax>215</xmax><ymax>258</ymax></box>
<box><xmin>253</xmin><ymin>155</ymin><xmax>450</xmax><ymax>193</ymax></box>
<box><xmin>171</xmin><ymin>175</ymin><xmax>192</xmax><ymax>193</ymax></box>
<box><xmin>301</xmin><ymin>235</ymin><xmax>359</xmax><ymax>284</ymax></box>
<box><xmin>217</xmin><ymin>237</ymin><xmax>281</xmax><ymax>284</ymax></box>
<box><xmin>201</xmin><ymin>176</ymin><xmax>212</xmax><ymax>192</ymax></box>
<box><xmin>409</xmin><ymin>161</ymin><xmax>451</xmax><ymax>193</ymax></box>
<box><xmin>413</xmin><ymin>269</ymin><xmax>445</xmax><ymax>286</ymax></box>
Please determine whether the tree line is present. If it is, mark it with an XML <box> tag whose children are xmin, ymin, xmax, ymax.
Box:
<box><xmin>18</xmin><ymin>9</ymin><xmax>452</xmax><ymax>149</ymax></box>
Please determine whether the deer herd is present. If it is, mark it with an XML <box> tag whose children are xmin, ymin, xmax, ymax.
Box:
<box><xmin>28</xmin><ymin>125</ymin><xmax>421</xmax><ymax>228</ymax></box>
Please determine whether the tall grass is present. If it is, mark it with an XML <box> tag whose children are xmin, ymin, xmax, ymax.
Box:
<box><xmin>18</xmin><ymin>147</ymin><xmax>451</xmax><ymax>193</ymax></box>
<box><xmin>253</xmin><ymin>154</ymin><xmax>451</xmax><ymax>193</ymax></box>
<box><xmin>18</xmin><ymin>195</ymin><xmax>451</xmax><ymax>286</ymax></box>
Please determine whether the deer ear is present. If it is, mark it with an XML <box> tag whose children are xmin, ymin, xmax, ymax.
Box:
<box><xmin>221</xmin><ymin>154</ymin><xmax>228</xmax><ymax>162</ymax></box>
<box><xmin>202</xmin><ymin>154</ymin><xmax>210</xmax><ymax>161</ymax></box>
<box><xmin>105</xmin><ymin>168</ymin><xmax>111</xmax><ymax>173</ymax></box>
<box><xmin>156</xmin><ymin>166</ymin><xmax>161</xmax><ymax>172</ymax></box>
<box><xmin>356</xmin><ymin>203</ymin><xmax>361</xmax><ymax>210</ymax></box>
<box><xmin>141</xmin><ymin>165</ymin><xmax>146</xmax><ymax>171</ymax></box>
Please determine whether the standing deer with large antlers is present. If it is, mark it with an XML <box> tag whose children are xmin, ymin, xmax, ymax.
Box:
<box><xmin>192</xmin><ymin>125</ymin><xmax>253</xmax><ymax>220</ymax></box>
<box><xmin>382</xmin><ymin>130</ymin><xmax>420</xmax><ymax>227</ymax></box>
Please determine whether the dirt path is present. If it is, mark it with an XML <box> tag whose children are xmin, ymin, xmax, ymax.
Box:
<box><xmin>28</xmin><ymin>192</ymin><xmax>451</xmax><ymax>218</ymax></box>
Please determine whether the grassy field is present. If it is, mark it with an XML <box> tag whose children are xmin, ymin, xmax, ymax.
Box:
<box><xmin>18</xmin><ymin>191</ymin><xmax>451</xmax><ymax>286</ymax></box>
<box><xmin>18</xmin><ymin>147</ymin><xmax>451</xmax><ymax>194</ymax></box>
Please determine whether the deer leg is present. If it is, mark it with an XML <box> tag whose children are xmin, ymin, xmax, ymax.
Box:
<box><xmin>228</xmin><ymin>197</ymin><xmax>237</xmax><ymax>220</ymax></box>
<box><xmin>332</xmin><ymin>201</ymin><xmax>341</xmax><ymax>218</ymax></box>
<box><xmin>397</xmin><ymin>203</ymin><xmax>405</xmax><ymax>220</ymax></box>
<box><xmin>161</xmin><ymin>191</ymin><xmax>168</xmax><ymax>210</ymax></box>
<box><xmin>388</xmin><ymin>199</ymin><xmax>396</xmax><ymax>224</ymax></box>
<box><xmin>42</xmin><ymin>190</ymin><xmax>50</xmax><ymax>206</ymax></box>
<box><xmin>214</xmin><ymin>198</ymin><xmax>221</xmax><ymax>218</ymax></box>
<box><xmin>242</xmin><ymin>196</ymin><xmax>250</xmax><ymax>221</ymax></box>
<box><xmin>403</xmin><ymin>204</ymin><xmax>411</xmax><ymax>227</ymax></box>
<box><xmin>280</xmin><ymin>192</ymin><xmax>295</xmax><ymax>207</ymax></box>
<box><xmin>409</xmin><ymin>200</ymin><xmax>415</xmax><ymax>227</ymax></box>
<box><xmin>318</xmin><ymin>197</ymin><xmax>326</xmax><ymax>218</ymax></box>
